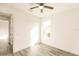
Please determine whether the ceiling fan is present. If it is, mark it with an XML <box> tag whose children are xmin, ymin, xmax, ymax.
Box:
<box><xmin>30</xmin><ymin>3</ymin><xmax>54</xmax><ymax>13</ymax></box>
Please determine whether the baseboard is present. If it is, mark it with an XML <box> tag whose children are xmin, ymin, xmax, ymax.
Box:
<box><xmin>41</xmin><ymin>43</ymin><xmax>78</xmax><ymax>56</ymax></box>
<box><xmin>13</xmin><ymin>45</ymin><xmax>30</xmax><ymax>53</ymax></box>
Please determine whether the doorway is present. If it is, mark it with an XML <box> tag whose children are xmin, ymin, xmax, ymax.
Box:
<box><xmin>0</xmin><ymin>13</ymin><xmax>13</xmax><ymax>55</ymax></box>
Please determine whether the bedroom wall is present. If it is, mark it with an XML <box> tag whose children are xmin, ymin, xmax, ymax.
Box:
<box><xmin>41</xmin><ymin>7</ymin><xmax>79</xmax><ymax>55</ymax></box>
<box><xmin>0</xmin><ymin>5</ymin><xmax>40</xmax><ymax>53</ymax></box>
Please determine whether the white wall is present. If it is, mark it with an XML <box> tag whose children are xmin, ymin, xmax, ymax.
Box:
<box><xmin>0</xmin><ymin>5</ymin><xmax>40</xmax><ymax>53</ymax></box>
<box><xmin>41</xmin><ymin>7</ymin><xmax>79</xmax><ymax>55</ymax></box>
<box><xmin>13</xmin><ymin>10</ymin><xmax>40</xmax><ymax>53</ymax></box>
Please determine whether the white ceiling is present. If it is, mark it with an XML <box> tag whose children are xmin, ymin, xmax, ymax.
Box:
<box><xmin>1</xmin><ymin>3</ymin><xmax>79</xmax><ymax>17</ymax></box>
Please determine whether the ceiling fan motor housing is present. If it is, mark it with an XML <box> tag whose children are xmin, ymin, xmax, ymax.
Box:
<box><xmin>38</xmin><ymin>3</ymin><xmax>44</xmax><ymax>6</ymax></box>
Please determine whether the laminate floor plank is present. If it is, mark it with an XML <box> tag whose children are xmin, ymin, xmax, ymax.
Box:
<box><xmin>0</xmin><ymin>43</ymin><xmax>78</xmax><ymax>56</ymax></box>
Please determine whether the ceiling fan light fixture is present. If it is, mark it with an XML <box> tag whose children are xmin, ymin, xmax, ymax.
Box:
<box><xmin>39</xmin><ymin>6</ymin><xmax>43</xmax><ymax>9</ymax></box>
<box><xmin>30</xmin><ymin>3</ymin><xmax>54</xmax><ymax>13</ymax></box>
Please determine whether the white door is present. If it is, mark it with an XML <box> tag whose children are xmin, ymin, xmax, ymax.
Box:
<box><xmin>41</xmin><ymin>19</ymin><xmax>52</xmax><ymax>43</ymax></box>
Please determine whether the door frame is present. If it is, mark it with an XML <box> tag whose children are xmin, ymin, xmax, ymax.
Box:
<box><xmin>0</xmin><ymin>12</ymin><xmax>13</xmax><ymax>53</ymax></box>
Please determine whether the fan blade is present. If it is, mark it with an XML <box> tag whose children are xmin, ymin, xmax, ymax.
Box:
<box><xmin>41</xmin><ymin>9</ymin><xmax>43</xmax><ymax>13</ymax></box>
<box><xmin>30</xmin><ymin>6</ymin><xmax>39</xmax><ymax>9</ymax></box>
<box><xmin>44</xmin><ymin>6</ymin><xmax>54</xmax><ymax>9</ymax></box>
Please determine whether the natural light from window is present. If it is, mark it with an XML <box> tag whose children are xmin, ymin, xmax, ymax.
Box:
<box><xmin>30</xmin><ymin>25</ymin><xmax>39</xmax><ymax>46</ymax></box>
<box><xmin>0</xmin><ymin>31</ymin><xmax>8</xmax><ymax>40</ymax></box>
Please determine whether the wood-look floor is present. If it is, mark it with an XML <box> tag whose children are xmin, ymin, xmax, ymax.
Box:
<box><xmin>0</xmin><ymin>40</ymin><xmax>12</xmax><ymax>56</ymax></box>
<box><xmin>0</xmin><ymin>43</ymin><xmax>78</xmax><ymax>56</ymax></box>
<box><xmin>14</xmin><ymin>43</ymin><xmax>77</xmax><ymax>56</ymax></box>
